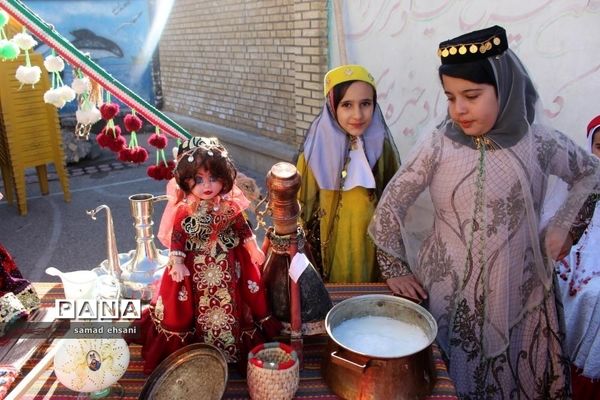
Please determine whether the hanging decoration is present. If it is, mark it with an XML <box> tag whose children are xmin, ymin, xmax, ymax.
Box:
<box><xmin>118</xmin><ymin>110</ymin><xmax>148</xmax><ymax>164</ymax></box>
<box><xmin>0</xmin><ymin>0</ymin><xmax>190</xmax><ymax>140</ymax></box>
<box><xmin>96</xmin><ymin>93</ymin><xmax>126</xmax><ymax>153</ymax></box>
<box><xmin>147</xmin><ymin>127</ymin><xmax>175</xmax><ymax>181</ymax></box>
<box><xmin>71</xmin><ymin>71</ymin><xmax>90</xmax><ymax>96</ymax></box>
<box><xmin>0</xmin><ymin>9</ymin><xmax>19</xmax><ymax>60</ymax></box>
<box><xmin>42</xmin><ymin>51</ymin><xmax>75</xmax><ymax>108</ymax></box>
<box><xmin>72</xmin><ymin>68</ymin><xmax>96</xmax><ymax>139</ymax></box>
<box><xmin>0</xmin><ymin>0</ymin><xmax>190</xmax><ymax>180</ymax></box>
<box><xmin>12</xmin><ymin>28</ymin><xmax>39</xmax><ymax>86</ymax></box>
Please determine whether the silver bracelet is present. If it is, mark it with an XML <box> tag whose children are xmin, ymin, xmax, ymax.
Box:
<box><xmin>169</xmin><ymin>250</ymin><xmax>186</xmax><ymax>258</ymax></box>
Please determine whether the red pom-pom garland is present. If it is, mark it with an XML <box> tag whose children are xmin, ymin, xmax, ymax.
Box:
<box><xmin>100</xmin><ymin>102</ymin><xmax>120</xmax><ymax>120</ymax></box>
<box><xmin>146</xmin><ymin>128</ymin><xmax>175</xmax><ymax>181</ymax></box>
<box><xmin>148</xmin><ymin>132</ymin><xmax>168</xmax><ymax>149</ymax></box>
<box><xmin>124</xmin><ymin>113</ymin><xmax>143</xmax><ymax>132</ymax></box>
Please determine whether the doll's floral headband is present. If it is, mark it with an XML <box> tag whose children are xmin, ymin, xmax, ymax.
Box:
<box><xmin>178</xmin><ymin>136</ymin><xmax>229</xmax><ymax>164</ymax></box>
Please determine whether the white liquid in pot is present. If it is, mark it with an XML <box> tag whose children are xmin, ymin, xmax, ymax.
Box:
<box><xmin>332</xmin><ymin>316</ymin><xmax>430</xmax><ymax>357</ymax></box>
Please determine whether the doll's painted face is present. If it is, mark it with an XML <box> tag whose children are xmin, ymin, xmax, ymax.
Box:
<box><xmin>189</xmin><ymin>167</ymin><xmax>223</xmax><ymax>201</ymax></box>
<box><xmin>335</xmin><ymin>81</ymin><xmax>374</xmax><ymax>137</ymax></box>
<box><xmin>442</xmin><ymin>75</ymin><xmax>499</xmax><ymax>137</ymax></box>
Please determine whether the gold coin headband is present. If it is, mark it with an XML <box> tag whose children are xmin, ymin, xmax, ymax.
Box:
<box><xmin>438</xmin><ymin>25</ymin><xmax>508</xmax><ymax>65</ymax></box>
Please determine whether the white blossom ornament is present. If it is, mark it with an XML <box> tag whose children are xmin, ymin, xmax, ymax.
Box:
<box><xmin>12</xmin><ymin>31</ymin><xmax>36</xmax><ymax>50</ymax></box>
<box><xmin>13</xmin><ymin>29</ymin><xmax>41</xmax><ymax>87</ymax></box>
<box><xmin>76</xmin><ymin>104</ymin><xmax>102</xmax><ymax>125</ymax></box>
<box><xmin>43</xmin><ymin>54</ymin><xmax>65</xmax><ymax>73</ymax></box>
<box><xmin>15</xmin><ymin>64</ymin><xmax>41</xmax><ymax>86</ymax></box>
<box><xmin>56</xmin><ymin>85</ymin><xmax>76</xmax><ymax>102</ymax></box>
<box><xmin>43</xmin><ymin>88</ymin><xmax>66</xmax><ymax>108</ymax></box>
<box><xmin>41</xmin><ymin>51</ymin><xmax>76</xmax><ymax>108</ymax></box>
<box><xmin>72</xmin><ymin>77</ymin><xmax>91</xmax><ymax>95</ymax></box>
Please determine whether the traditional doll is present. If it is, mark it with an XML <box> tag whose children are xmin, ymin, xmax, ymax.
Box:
<box><xmin>157</xmin><ymin>138</ymin><xmax>262</xmax><ymax>249</ymax></box>
<box><xmin>136</xmin><ymin>138</ymin><xmax>281</xmax><ymax>374</ymax></box>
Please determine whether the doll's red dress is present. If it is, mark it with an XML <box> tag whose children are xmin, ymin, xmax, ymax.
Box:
<box><xmin>136</xmin><ymin>197</ymin><xmax>278</xmax><ymax>374</ymax></box>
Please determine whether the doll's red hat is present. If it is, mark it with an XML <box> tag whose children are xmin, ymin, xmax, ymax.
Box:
<box><xmin>587</xmin><ymin>115</ymin><xmax>600</xmax><ymax>137</ymax></box>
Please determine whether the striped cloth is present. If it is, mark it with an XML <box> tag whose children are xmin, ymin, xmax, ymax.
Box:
<box><xmin>10</xmin><ymin>283</ymin><xmax>457</xmax><ymax>399</ymax></box>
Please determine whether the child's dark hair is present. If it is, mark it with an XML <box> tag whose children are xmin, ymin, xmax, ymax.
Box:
<box><xmin>331</xmin><ymin>80</ymin><xmax>377</xmax><ymax>110</ymax></box>
<box><xmin>438</xmin><ymin>59</ymin><xmax>497</xmax><ymax>90</ymax></box>
<box><xmin>174</xmin><ymin>145</ymin><xmax>237</xmax><ymax>195</ymax></box>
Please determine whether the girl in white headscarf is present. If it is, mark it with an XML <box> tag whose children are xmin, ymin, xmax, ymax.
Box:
<box><xmin>369</xmin><ymin>25</ymin><xmax>600</xmax><ymax>398</ymax></box>
<box><xmin>555</xmin><ymin>115</ymin><xmax>600</xmax><ymax>399</ymax></box>
<box><xmin>297</xmin><ymin>64</ymin><xmax>401</xmax><ymax>283</ymax></box>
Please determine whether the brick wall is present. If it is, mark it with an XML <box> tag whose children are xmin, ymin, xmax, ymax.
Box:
<box><xmin>158</xmin><ymin>0</ymin><xmax>328</xmax><ymax>152</ymax></box>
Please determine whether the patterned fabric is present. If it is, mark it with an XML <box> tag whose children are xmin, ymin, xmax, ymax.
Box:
<box><xmin>369</xmin><ymin>123</ymin><xmax>600</xmax><ymax>398</ymax></box>
<box><xmin>0</xmin><ymin>243</ymin><xmax>40</xmax><ymax>334</ymax></box>
<box><xmin>300</xmin><ymin>104</ymin><xmax>389</xmax><ymax>191</ymax></box>
<box><xmin>134</xmin><ymin>198</ymin><xmax>273</xmax><ymax>373</ymax></box>
<box><xmin>297</xmin><ymin>138</ymin><xmax>400</xmax><ymax>283</ymax></box>
<box><xmin>157</xmin><ymin>178</ymin><xmax>251</xmax><ymax>249</ymax></box>
<box><xmin>20</xmin><ymin>282</ymin><xmax>459</xmax><ymax>399</ymax></box>
<box><xmin>555</xmin><ymin>123</ymin><xmax>600</xmax><ymax>379</ymax></box>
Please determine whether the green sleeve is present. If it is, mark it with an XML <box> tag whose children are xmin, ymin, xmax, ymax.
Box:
<box><xmin>374</xmin><ymin>138</ymin><xmax>401</xmax><ymax>199</ymax></box>
<box><xmin>296</xmin><ymin>153</ymin><xmax>319</xmax><ymax>224</ymax></box>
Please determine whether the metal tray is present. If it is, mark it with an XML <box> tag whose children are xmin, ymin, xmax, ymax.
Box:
<box><xmin>139</xmin><ymin>343</ymin><xmax>228</xmax><ymax>400</ymax></box>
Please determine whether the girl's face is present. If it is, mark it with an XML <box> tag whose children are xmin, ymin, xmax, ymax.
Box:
<box><xmin>442</xmin><ymin>75</ymin><xmax>499</xmax><ymax>137</ymax></box>
<box><xmin>335</xmin><ymin>81</ymin><xmax>375</xmax><ymax>137</ymax></box>
<box><xmin>592</xmin><ymin>131</ymin><xmax>600</xmax><ymax>158</ymax></box>
<box><xmin>189</xmin><ymin>167</ymin><xmax>223</xmax><ymax>201</ymax></box>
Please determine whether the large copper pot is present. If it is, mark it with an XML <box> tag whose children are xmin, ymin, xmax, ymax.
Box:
<box><xmin>322</xmin><ymin>295</ymin><xmax>437</xmax><ymax>400</ymax></box>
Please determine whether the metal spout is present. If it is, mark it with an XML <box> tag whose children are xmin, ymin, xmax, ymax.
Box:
<box><xmin>123</xmin><ymin>194</ymin><xmax>168</xmax><ymax>272</ymax></box>
<box><xmin>116</xmin><ymin>193</ymin><xmax>169</xmax><ymax>301</ymax></box>
<box><xmin>87</xmin><ymin>205</ymin><xmax>121</xmax><ymax>278</ymax></box>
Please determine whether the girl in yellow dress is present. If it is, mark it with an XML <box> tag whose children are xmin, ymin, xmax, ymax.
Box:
<box><xmin>296</xmin><ymin>65</ymin><xmax>400</xmax><ymax>283</ymax></box>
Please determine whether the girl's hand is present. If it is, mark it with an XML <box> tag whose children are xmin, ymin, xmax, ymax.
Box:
<box><xmin>386</xmin><ymin>275</ymin><xmax>428</xmax><ymax>300</ymax></box>
<box><xmin>169</xmin><ymin>262</ymin><xmax>190</xmax><ymax>282</ymax></box>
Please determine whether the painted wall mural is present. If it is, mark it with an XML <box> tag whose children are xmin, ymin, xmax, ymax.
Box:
<box><xmin>329</xmin><ymin>0</ymin><xmax>600</xmax><ymax>157</ymax></box>
<box><xmin>24</xmin><ymin>0</ymin><xmax>155</xmax><ymax>115</ymax></box>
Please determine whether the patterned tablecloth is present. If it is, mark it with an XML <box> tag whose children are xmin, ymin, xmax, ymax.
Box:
<box><xmin>8</xmin><ymin>282</ymin><xmax>457</xmax><ymax>399</ymax></box>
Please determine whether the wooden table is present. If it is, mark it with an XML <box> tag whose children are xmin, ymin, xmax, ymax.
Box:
<box><xmin>6</xmin><ymin>282</ymin><xmax>457</xmax><ymax>399</ymax></box>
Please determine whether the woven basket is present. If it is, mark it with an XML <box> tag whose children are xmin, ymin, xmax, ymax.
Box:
<box><xmin>247</xmin><ymin>342</ymin><xmax>299</xmax><ymax>400</ymax></box>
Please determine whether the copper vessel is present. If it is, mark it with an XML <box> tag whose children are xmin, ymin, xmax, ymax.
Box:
<box><xmin>265</xmin><ymin>162</ymin><xmax>301</xmax><ymax>235</ymax></box>
<box><xmin>322</xmin><ymin>295</ymin><xmax>437</xmax><ymax>400</ymax></box>
<box><xmin>261</xmin><ymin>162</ymin><xmax>332</xmax><ymax>365</ymax></box>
